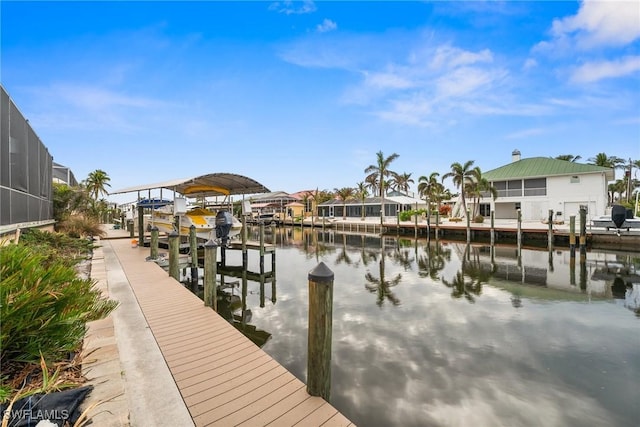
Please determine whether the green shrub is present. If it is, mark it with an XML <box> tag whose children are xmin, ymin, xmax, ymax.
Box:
<box><xmin>473</xmin><ymin>215</ymin><xmax>485</xmax><ymax>223</ymax></box>
<box><xmin>19</xmin><ymin>228</ymin><xmax>95</xmax><ymax>267</ymax></box>
<box><xmin>0</xmin><ymin>244</ymin><xmax>118</xmax><ymax>366</ymax></box>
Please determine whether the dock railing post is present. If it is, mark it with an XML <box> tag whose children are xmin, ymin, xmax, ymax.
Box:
<box><xmin>435</xmin><ymin>211</ymin><xmax>439</xmax><ymax>240</ymax></box>
<box><xmin>307</xmin><ymin>262</ymin><xmax>334</xmax><ymax>400</ymax></box>
<box><xmin>204</xmin><ymin>239</ymin><xmax>218</xmax><ymax>309</ymax></box>
<box><xmin>466</xmin><ymin>208</ymin><xmax>471</xmax><ymax>243</ymax></box>
<box><xmin>168</xmin><ymin>231</ymin><xmax>180</xmax><ymax>281</ymax></box>
<box><xmin>150</xmin><ymin>226</ymin><xmax>159</xmax><ymax>260</ymax></box>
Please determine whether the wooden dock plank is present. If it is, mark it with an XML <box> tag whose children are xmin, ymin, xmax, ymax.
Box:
<box><xmin>107</xmin><ymin>238</ymin><xmax>354</xmax><ymax>427</ymax></box>
<box><xmin>240</xmin><ymin>389</ymin><xmax>317</xmax><ymax>427</ymax></box>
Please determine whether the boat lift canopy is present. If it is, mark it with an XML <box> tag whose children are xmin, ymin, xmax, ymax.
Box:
<box><xmin>110</xmin><ymin>172</ymin><xmax>270</xmax><ymax>197</ymax></box>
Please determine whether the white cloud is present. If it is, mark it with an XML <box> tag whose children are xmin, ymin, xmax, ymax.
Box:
<box><xmin>549</xmin><ymin>0</ymin><xmax>640</xmax><ymax>49</ymax></box>
<box><xmin>436</xmin><ymin>67</ymin><xmax>503</xmax><ymax>98</ymax></box>
<box><xmin>316</xmin><ymin>18</ymin><xmax>337</xmax><ymax>33</ymax></box>
<box><xmin>505</xmin><ymin>128</ymin><xmax>547</xmax><ymax>139</ymax></box>
<box><xmin>364</xmin><ymin>70</ymin><xmax>414</xmax><ymax>90</ymax></box>
<box><xmin>430</xmin><ymin>46</ymin><xmax>493</xmax><ymax>70</ymax></box>
<box><xmin>269</xmin><ymin>0</ymin><xmax>316</xmax><ymax>15</ymax></box>
<box><xmin>570</xmin><ymin>55</ymin><xmax>640</xmax><ymax>83</ymax></box>
<box><xmin>523</xmin><ymin>58</ymin><xmax>538</xmax><ymax>70</ymax></box>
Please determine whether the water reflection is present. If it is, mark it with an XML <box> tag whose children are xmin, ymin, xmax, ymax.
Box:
<box><xmin>217</xmin><ymin>227</ymin><xmax>640</xmax><ymax>426</ymax></box>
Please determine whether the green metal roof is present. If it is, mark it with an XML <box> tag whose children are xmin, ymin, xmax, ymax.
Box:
<box><xmin>483</xmin><ymin>157</ymin><xmax>615</xmax><ymax>181</ymax></box>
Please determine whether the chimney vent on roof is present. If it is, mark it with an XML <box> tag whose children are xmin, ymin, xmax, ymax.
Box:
<box><xmin>512</xmin><ymin>149</ymin><xmax>521</xmax><ymax>162</ymax></box>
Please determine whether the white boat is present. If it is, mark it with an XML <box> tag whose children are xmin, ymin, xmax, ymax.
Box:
<box><xmin>151</xmin><ymin>205</ymin><xmax>242</xmax><ymax>241</ymax></box>
<box><xmin>592</xmin><ymin>216</ymin><xmax>640</xmax><ymax>230</ymax></box>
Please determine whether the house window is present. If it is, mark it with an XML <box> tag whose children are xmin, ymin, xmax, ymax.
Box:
<box><xmin>570</xmin><ymin>175</ymin><xmax>580</xmax><ymax>183</ymax></box>
<box><xmin>479</xmin><ymin>203</ymin><xmax>491</xmax><ymax>216</ymax></box>
<box><xmin>506</xmin><ymin>180</ymin><xmax>522</xmax><ymax>197</ymax></box>
<box><xmin>524</xmin><ymin>178</ymin><xmax>547</xmax><ymax>196</ymax></box>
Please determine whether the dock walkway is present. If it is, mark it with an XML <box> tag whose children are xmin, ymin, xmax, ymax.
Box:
<box><xmin>92</xmin><ymin>232</ymin><xmax>353</xmax><ymax>426</ymax></box>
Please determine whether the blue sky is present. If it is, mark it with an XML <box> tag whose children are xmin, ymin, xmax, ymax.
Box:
<box><xmin>2</xmin><ymin>1</ymin><xmax>639</xmax><ymax>203</ymax></box>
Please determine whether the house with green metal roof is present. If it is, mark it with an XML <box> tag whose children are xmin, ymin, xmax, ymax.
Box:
<box><xmin>478</xmin><ymin>150</ymin><xmax>614</xmax><ymax>221</ymax></box>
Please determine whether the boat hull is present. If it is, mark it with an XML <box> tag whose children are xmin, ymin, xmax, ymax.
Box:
<box><xmin>151</xmin><ymin>207</ymin><xmax>241</xmax><ymax>241</ymax></box>
<box><xmin>592</xmin><ymin>217</ymin><xmax>640</xmax><ymax>230</ymax></box>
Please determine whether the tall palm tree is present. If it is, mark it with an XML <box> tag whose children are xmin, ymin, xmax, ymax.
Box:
<box><xmin>334</xmin><ymin>187</ymin><xmax>355</xmax><ymax>220</ymax></box>
<box><xmin>417</xmin><ymin>172</ymin><xmax>440</xmax><ymax>212</ymax></box>
<box><xmin>84</xmin><ymin>169</ymin><xmax>111</xmax><ymax>200</ymax></box>
<box><xmin>355</xmin><ymin>182</ymin><xmax>369</xmax><ymax>220</ymax></box>
<box><xmin>442</xmin><ymin>160</ymin><xmax>477</xmax><ymax>218</ymax></box>
<box><xmin>365</xmin><ymin>151</ymin><xmax>399</xmax><ymax>227</ymax></box>
<box><xmin>554</xmin><ymin>154</ymin><xmax>582</xmax><ymax>162</ymax></box>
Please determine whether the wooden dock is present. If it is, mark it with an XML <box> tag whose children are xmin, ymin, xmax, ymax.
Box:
<box><xmin>106</xmin><ymin>237</ymin><xmax>354</xmax><ymax>426</ymax></box>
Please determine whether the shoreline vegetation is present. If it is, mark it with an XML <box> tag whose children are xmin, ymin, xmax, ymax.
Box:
<box><xmin>1</xmin><ymin>231</ymin><xmax>117</xmax><ymax>422</ymax></box>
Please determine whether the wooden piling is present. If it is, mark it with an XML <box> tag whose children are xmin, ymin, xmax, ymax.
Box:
<box><xmin>137</xmin><ymin>205</ymin><xmax>145</xmax><ymax>247</ymax></box>
<box><xmin>259</xmin><ymin>223</ymin><xmax>265</xmax><ymax>274</ymax></box>
<box><xmin>490</xmin><ymin>211</ymin><xmax>495</xmax><ymax>246</ymax></box>
<box><xmin>569</xmin><ymin>216</ymin><xmax>576</xmax><ymax>253</ymax></box>
<box><xmin>150</xmin><ymin>226</ymin><xmax>159</xmax><ymax>260</ymax></box>
<box><xmin>415</xmin><ymin>202</ymin><xmax>419</xmax><ymax>238</ymax></box>
<box><xmin>547</xmin><ymin>209</ymin><xmax>554</xmax><ymax>250</ymax></box>
<box><xmin>241</xmin><ymin>215</ymin><xmax>248</xmax><ymax>265</ymax></box>
<box><xmin>189</xmin><ymin>225</ymin><xmax>198</xmax><ymax>288</ymax></box>
<box><xmin>204</xmin><ymin>240</ymin><xmax>218</xmax><ymax>309</ymax></box>
<box><xmin>579</xmin><ymin>207</ymin><xmax>587</xmax><ymax>255</ymax></box>
<box><xmin>466</xmin><ymin>209</ymin><xmax>471</xmax><ymax>243</ymax></box>
<box><xmin>168</xmin><ymin>231</ymin><xmax>180</xmax><ymax>281</ymax></box>
<box><xmin>307</xmin><ymin>262</ymin><xmax>334</xmax><ymax>400</ymax></box>
<box><xmin>435</xmin><ymin>212</ymin><xmax>439</xmax><ymax>240</ymax></box>
<box><xmin>517</xmin><ymin>210</ymin><xmax>522</xmax><ymax>250</ymax></box>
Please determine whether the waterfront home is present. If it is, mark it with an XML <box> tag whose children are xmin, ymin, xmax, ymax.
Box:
<box><xmin>317</xmin><ymin>193</ymin><xmax>427</xmax><ymax>220</ymax></box>
<box><xmin>479</xmin><ymin>150</ymin><xmax>614</xmax><ymax>222</ymax></box>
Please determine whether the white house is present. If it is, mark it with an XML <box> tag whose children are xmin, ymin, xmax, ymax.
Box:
<box><xmin>479</xmin><ymin>150</ymin><xmax>614</xmax><ymax>222</ymax></box>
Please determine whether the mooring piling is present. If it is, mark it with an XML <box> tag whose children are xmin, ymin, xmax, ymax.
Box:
<box><xmin>204</xmin><ymin>239</ymin><xmax>218</xmax><ymax>310</ymax></box>
<box><xmin>168</xmin><ymin>231</ymin><xmax>180</xmax><ymax>281</ymax></box>
<box><xmin>307</xmin><ymin>262</ymin><xmax>334</xmax><ymax>400</ymax></box>
<box><xmin>150</xmin><ymin>226</ymin><xmax>159</xmax><ymax>260</ymax></box>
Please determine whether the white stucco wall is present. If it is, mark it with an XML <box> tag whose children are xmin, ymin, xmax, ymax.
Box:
<box><xmin>485</xmin><ymin>172</ymin><xmax>609</xmax><ymax>221</ymax></box>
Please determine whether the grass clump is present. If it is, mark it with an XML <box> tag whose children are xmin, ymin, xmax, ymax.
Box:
<box><xmin>0</xmin><ymin>237</ymin><xmax>117</xmax><ymax>402</ymax></box>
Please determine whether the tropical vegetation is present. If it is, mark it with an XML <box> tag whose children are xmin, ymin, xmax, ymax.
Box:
<box><xmin>0</xmin><ymin>229</ymin><xmax>118</xmax><ymax>403</ymax></box>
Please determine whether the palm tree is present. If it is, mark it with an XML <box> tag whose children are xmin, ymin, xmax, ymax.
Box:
<box><xmin>554</xmin><ymin>154</ymin><xmax>582</xmax><ymax>162</ymax></box>
<box><xmin>365</xmin><ymin>151</ymin><xmax>399</xmax><ymax>227</ymax></box>
<box><xmin>334</xmin><ymin>187</ymin><xmax>355</xmax><ymax>220</ymax></box>
<box><xmin>417</xmin><ymin>172</ymin><xmax>440</xmax><ymax>212</ymax></box>
<box><xmin>390</xmin><ymin>172</ymin><xmax>414</xmax><ymax>194</ymax></box>
<box><xmin>84</xmin><ymin>169</ymin><xmax>111</xmax><ymax>200</ymax></box>
<box><xmin>588</xmin><ymin>152</ymin><xmax>624</xmax><ymax>169</ymax></box>
<box><xmin>442</xmin><ymin>160</ymin><xmax>477</xmax><ymax>218</ymax></box>
<box><xmin>465</xmin><ymin>168</ymin><xmax>497</xmax><ymax>217</ymax></box>
<box><xmin>355</xmin><ymin>182</ymin><xmax>369</xmax><ymax>221</ymax></box>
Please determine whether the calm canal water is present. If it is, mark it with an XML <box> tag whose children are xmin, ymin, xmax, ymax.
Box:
<box><xmin>202</xmin><ymin>227</ymin><xmax>639</xmax><ymax>427</ymax></box>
